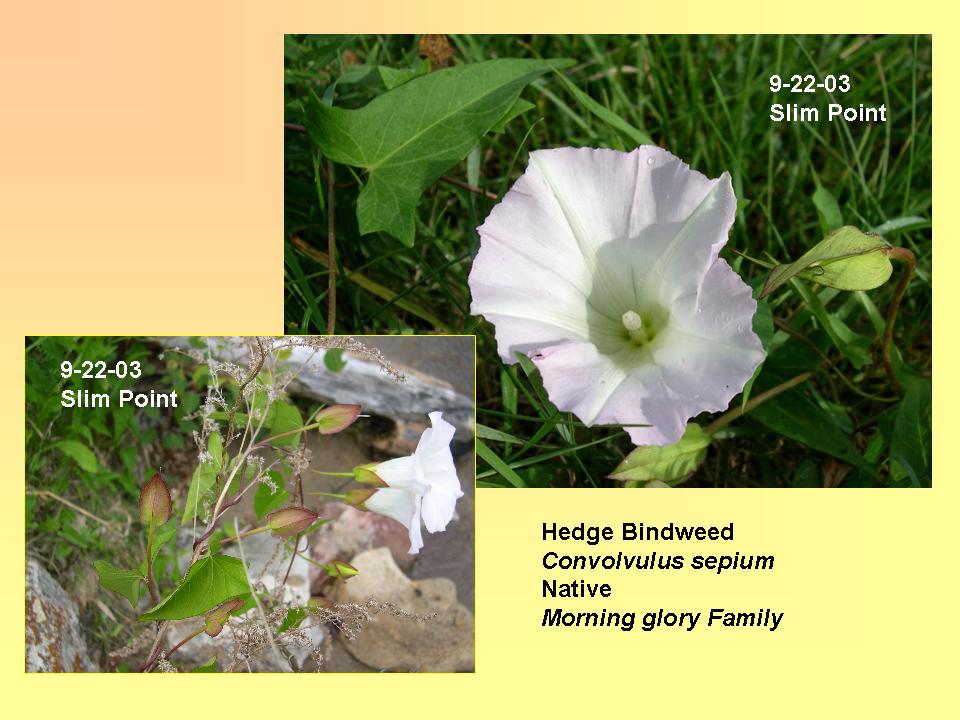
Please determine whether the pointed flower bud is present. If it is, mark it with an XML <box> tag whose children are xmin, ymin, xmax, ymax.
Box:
<box><xmin>139</xmin><ymin>472</ymin><xmax>172</xmax><ymax>526</ymax></box>
<box><xmin>353</xmin><ymin>464</ymin><xmax>387</xmax><ymax>487</ymax></box>
<box><xmin>266</xmin><ymin>506</ymin><xmax>320</xmax><ymax>538</ymax></box>
<box><xmin>203</xmin><ymin>597</ymin><xmax>245</xmax><ymax>637</ymax></box>
<box><xmin>315</xmin><ymin>404</ymin><xmax>361</xmax><ymax>435</ymax></box>
<box><xmin>344</xmin><ymin>487</ymin><xmax>376</xmax><ymax>510</ymax></box>
<box><xmin>325</xmin><ymin>560</ymin><xmax>359</xmax><ymax>579</ymax></box>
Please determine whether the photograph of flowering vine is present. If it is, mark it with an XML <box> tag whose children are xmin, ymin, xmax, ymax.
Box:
<box><xmin>26</xmin><ymin>336</ymin><xmax>475</xmax><ymax>671</ymax></box>
<box><xmin>285</xmin><ymin>35</ymin><xmax>931</xmax><ymax>487</ymax></box>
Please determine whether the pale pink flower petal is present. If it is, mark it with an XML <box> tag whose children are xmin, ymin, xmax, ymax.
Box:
<box><xmin>469</xmin><ymin>146</ymin><xmax>765</xmax><ymax>445</ymax></box>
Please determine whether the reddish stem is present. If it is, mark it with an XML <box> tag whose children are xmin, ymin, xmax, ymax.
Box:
<box><xmin>880</xmin><ymin>246</ymin><xmax>916</xmax><ymax>395</ymax></box>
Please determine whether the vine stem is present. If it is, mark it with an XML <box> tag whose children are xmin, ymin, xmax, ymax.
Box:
<box><xmin>138</xmin><ymin>622</ymin><xmax>169</xmax><ymax>672</ymax></box>
<box><xmin>880</xmin><ymin>246</ymin><xmax>916</xmax><ymax>395</ymax></box>
<box><xmin>143</xmin><ymin>625</ymin><xmax>205</xmax><ymax>673</ymax></box>
<box><xmin>216</xmin><ymin>525</ymin><xmax>270</xmax><ymax>547</ymax></box>
<box><xmin>226</xmin><ymin>338</ymin><xmax>266</xmax><ymax>443</ymax></box>
<box><xmin>307</xmin><ymin>491</ymin><xmax>348</xmax><ymax>500</ymax></box>
<box><xmin>145</xmin><ymin>525</ymin><xmax>159</xmax><ymax>605</ymax></box>
<box><xmin>705</xmin><ymin>372</ymin><xmax>814</xmax><ymax>436</ymax></box>
<box><xmin>438</xmin><ymin>174</ymin><xmax>498</xmax><ymax>200</ymax></box>
<box><xmin>772</xmin><ymin>318</ymin><xmax>899</xmax><ymax>402</ymax></box>
<box><xmin>283</xmin><ymin>445</ymin><xmax>307</xmax><ymax>586</ymax></box>
<box><xmin>253</xmin><ymin>421</ymin><xmax>322</xmax><ymax>448</ymax></box>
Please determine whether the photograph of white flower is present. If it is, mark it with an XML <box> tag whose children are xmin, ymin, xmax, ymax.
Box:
<box><xmin>26</xmin><ymin>336</ymin><xmax>475</xmax><ymax>672</ymax></box>
<box><xmin>285</xmin><ymin>34</ymin><xmax>931</xmax><ymax>487</ymax></box>
<box><xmin>363</xmin><ymin>412</ymin><xmax>465</xmax><ymax>554</ymax></box>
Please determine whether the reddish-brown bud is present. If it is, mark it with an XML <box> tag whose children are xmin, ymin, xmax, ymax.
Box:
<box><xmin>315</xmin><ymin>404</ymin><xmax>361</xmax><ymax>435</ymax></box>
<box><xmin>139</xmin><ymin>472</ymin><xmax>172</xmax><ymax>526</ymax></box>
<box><xmin>344</xmin><ymin>487</ymin><xmax>376</xmax><ymax>510</ymax></box>
<box><xmin>203</xmin><ymin>597</ymin><xmax>245</xmax><ymax>637</ymax></box>
<box><xmin>266</xmin><ymin>506</ymin><xmax>320</xmax><ymax>538</ymax></box>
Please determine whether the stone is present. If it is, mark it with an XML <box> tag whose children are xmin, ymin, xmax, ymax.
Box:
<box><xmin>26</xmin><ymin>558</ymin><xmax>98</xmax><ymax>672</ymax></box>
<box><xmin>163</xmin><ymin>612</ymin><xmax>326</xmax><ymax>672</ymax></box>
<box><xmin>151</xmin><ymin>336</ymin><xmax>474</xmax><ymax>440</ymax></box>
<box><xmin>332</xmin><ymin>547</ymin><xmax>474</xmax><ymax>672</ymax></box>
<box><xmin>310</xmin><ymin>503</ymin><xmax>415</xmax><ymax>591</ymax></box>
<box><xmin>316</xmin><ymin>634</ymin><xmax>375</xmax><ymax>673</ymax></box>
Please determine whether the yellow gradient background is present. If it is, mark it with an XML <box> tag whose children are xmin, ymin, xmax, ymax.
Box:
<box><xmin>2</xmin><ymin>3</ymin><xmax>949</xmax><ymax>717</ymax></box>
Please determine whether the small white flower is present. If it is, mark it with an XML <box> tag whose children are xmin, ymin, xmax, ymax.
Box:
<box><xmin>364</xmin><ymin>412</ymin><xmax>463</xmax><ymax>553</ymax></box>
<box><xmin>469</xmin><ymin>146</ymin><xmax>765</xmax><ymax>445</ymax></box>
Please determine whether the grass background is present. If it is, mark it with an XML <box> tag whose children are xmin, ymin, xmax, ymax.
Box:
<box><xmin>284</xmin><ymin>35</ymin><xmax>931</xmax><ymax>487</ymax></box>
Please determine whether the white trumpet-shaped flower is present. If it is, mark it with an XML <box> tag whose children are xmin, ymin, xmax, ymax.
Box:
<box><xmin>364</xmin><ymin>412</ymin><xmax>463</xmax><ymax>553</ymax></box>
<box><xmin>469</xmin><ymin>146</ymin><xmax>765</xmax><ymax>446</ymax></box>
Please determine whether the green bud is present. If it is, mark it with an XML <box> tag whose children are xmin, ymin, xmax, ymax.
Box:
<box><xmin>352</xmin><ymin>464</ymin><xmax>387</xmax><ymax>487</ymax></box>
<box><xmin>760</xmin><ymin>226</ymin><xmax>893</xmax><ymax>299</ymax></box>
<box><xmin>203</xmin><ymin>597</ymin><xmax>245</xmax><ymax>637</ymax></box>
<box><xmin>608</xmin><ymin>423</ymin><xmax>711</xmax><ymax>485</ymax></box>
<box><xmin>266</xmin><ymin>506</ymin><xmax>320</xmax><ymax>538</ymax></box>
<box><xmin>315</xmin><ymin>404</ymin><xmax>361</xmax><ymax>435</ymax></box>
<box><xmin>344</xmin><ymin>487</ymin><xmax>376</xmax><ymax>510</ymax></box>
<box><xmin>325</xmin><ymin>560</ymin><xmax>359</xmax><ymax>579</ymax></box>
<box><xmin>139</xmin><ymin>472</ymin><xmax>172</xmax><ymax>526</ymax></box>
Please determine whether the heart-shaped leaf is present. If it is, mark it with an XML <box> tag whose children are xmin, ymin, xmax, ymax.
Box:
<box><xmin>94</xmin><ymin>560</ymin><xmax>143</xmax><ymax>608</ymax></box>
<box><xmin>306</xmin><ymin>58</ymin><xmax>573</xmax><ymax>246</ymax></box>
<box><xmin>269</xmin><ymin>400</ymin><xmax>304</xmax><ymax>447</ymax></box>
<box><xmin>138</xmin><ymin>555</ymin><xmax>251</xmax><ymax>622</ymax></box>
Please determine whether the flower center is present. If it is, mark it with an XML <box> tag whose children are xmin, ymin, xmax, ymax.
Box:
<box><xmin>621</xmin><ymin>309</ymin><xmax>664</xmax><ymax>347</ymax></box>
<box><xmin>621</xmin><ymin>310</ymin><xmax>647</xmax><ymax>344</ymax></box>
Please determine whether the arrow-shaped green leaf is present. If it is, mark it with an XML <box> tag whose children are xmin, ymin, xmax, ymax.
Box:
<box><xmin>138</xmin><ymin>555</ymin><xmax>251</xmax><ymax>622</ymax></box>
<box><xmin>94</xmin><ymin>560</ymin><xmax>143</xmax><ymax>608</ymax></box>
<box><xmin>306</xmin><ymin>58</ymin><xmax>573</xmax><ymax>246</ymax></box>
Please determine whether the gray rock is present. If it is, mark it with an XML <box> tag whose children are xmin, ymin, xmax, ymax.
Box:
<box><xmin>332</xmin><ymin>548</ymin><xmax>474</xmax><ymax>672</ymax></box>
<box><xmin>316</xmin><ymin>634</ymin><xmax>375</xmax><ymax>673</ymax></box>
<box><xmin>151</xmin><ymin>336</ymin><xmax>474</xmax><ymax>440</ymax></box>
<box><xmin>224</xmin><ymin>529</ymin><xmax>313</xmax><ymax>606</ymax></box>
<box><xmin>310</xmin><ymin>503</ymin><xmax>416</xmax><ymax>587</ymax></box>
<box><xmin>26</xmin><ymin>558</ymin><xmax>97</xmax><ymax>672</ymax></box>
<box><xmin>163</xmin><ymin>612</ymin><xmax>326</xmax><ymax>673</ymax></box>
